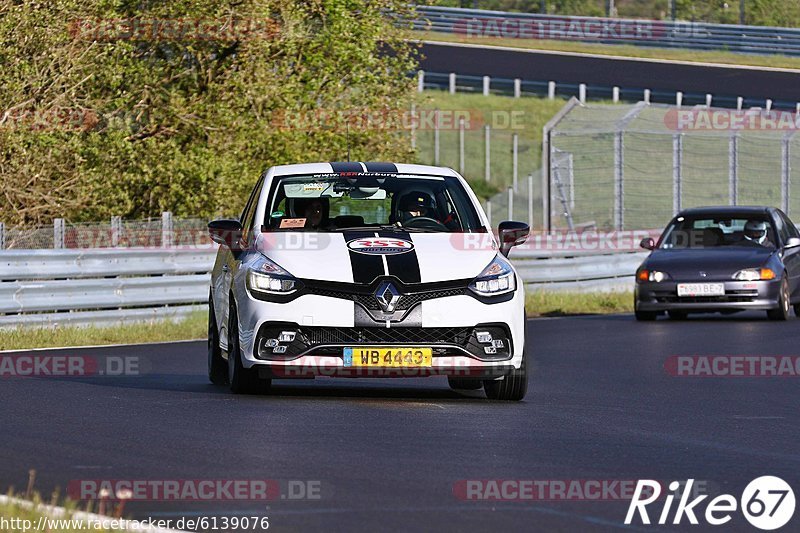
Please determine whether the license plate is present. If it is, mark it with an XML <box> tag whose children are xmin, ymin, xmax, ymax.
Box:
<box><xmin>677</xmin><ymin>283</ymin><xmax>725</xmax><ymax>297</ymax></box>
<box><xmin>343</xmin><ymin>347</ymin><xmax>432</xmax><ymax>368</ymax></box>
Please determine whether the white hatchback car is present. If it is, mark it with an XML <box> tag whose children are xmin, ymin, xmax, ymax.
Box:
<box><xmin>207</xmin><ymin>162</ymin><xmax>530</xmax><ymax>400</ymax></box>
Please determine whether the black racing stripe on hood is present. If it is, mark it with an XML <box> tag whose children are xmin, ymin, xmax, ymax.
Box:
<box><xmin>364</xmin><ymin>162</ymin><xmax>397</xmax><ymax>173</ymax></box>
<box><xmin>379</xmin><ymin>230</ymin><xmax>422</xmax><ymax>284</ymax></box>
<box><xmin>343</xmin><ymin>231</ymin><xmax>386</xmax><ymax>285</ymax></box>
<box><xmin>330</xmin><ymin>162</ymin><xmax>363</xmax><ymax>173</ymax></box>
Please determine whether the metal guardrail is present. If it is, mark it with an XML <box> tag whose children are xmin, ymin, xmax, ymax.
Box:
<box><xmin>0</xmin><ymin>247</ymin><xmax>642</xmax><ymax>328</ymax></box>
<box><xmin>413</xmin><ymin>6</ymin><xmax>800</xmax><ymax>56</ymax></box>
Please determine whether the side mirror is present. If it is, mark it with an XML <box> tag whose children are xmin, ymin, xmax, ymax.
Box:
<box><xmin>208</xmin><ymin>219</ymin><xmax>243</xmax><ymax>250</ymax></box>
<box><xmin>786</xmin><ymin>237</ymin><xmax>800</xmax><ymax>249</ymax></box>
<box><xmin>498</xmin><ymin>221</ymin><xmax>530</xmax><ymax>257</ymax></box>
<box><xmin>640</xmin><ymin>237</ymin><xmax>655</xmax><ymax>250</ymax></box>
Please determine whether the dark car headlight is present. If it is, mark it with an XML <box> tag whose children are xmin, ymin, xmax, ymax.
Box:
<box><xmin>637</xmin><ymin>269</ymin><xmax>671</xmax><ymax>282</ymax></box>
<box><xmin>732</xmin><ymin>268</ymin><xmax>776</xmax><ymax>281</ymax></box>
<box><xmin>469</xmin><ymin>255</ymin><xmax>516</xmax><ymax>297</ymax></box>
<box><xmin>246</xmin><ymin>256</ymin><xmax>298</xmax><ymax>295</ymax></box>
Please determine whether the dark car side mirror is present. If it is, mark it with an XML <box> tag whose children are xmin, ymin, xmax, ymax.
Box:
<box><xmin>498</xmin><ymin>221</ymin><xmax>530</xmax><ymax>257</ymax></box>
<box><xmin>640</xmin><ymin>237</ymin><xmax>655</xmax><ymax>250</ymax></box>
<box><xmin>786</xmin><ymin>237</ymin><xmax>800</xmax><ymax>249</ymax></box>
<box><xmin>208</xmin><ymin>219</ymin><xmax>243</xmax><ymax>250</ymax></box>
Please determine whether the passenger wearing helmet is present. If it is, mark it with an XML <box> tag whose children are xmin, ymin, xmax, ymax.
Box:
<box><xmin>741</xmin><ymin>220</ymin><xmax>774</xmax><ymax>248</ymax></box>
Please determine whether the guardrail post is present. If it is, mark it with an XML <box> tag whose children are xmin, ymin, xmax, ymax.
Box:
<box><xmin>676</xmin><ymin>92</ymin><xmax>683</xmax><ymax>107</ymax></box>
<box><xmin>705</xmin><ymin>94</ymin><xmax>713</xmax><ymax>107</ymax></box>
<box><xmin>449</xmin><ymin>73</ymin><xmax>456</xmax><ymax>94</ymax></box>
<box><xmin>433</xmin><ymin>109</ymin><xmax>440</xmax><ymax>166</ymax></box>
<box><xmin>0</xmin><ymin>222</ymin><xmax>5</xmax><ymax>250</ymax></box>
<box><xmin>548</xmin><ymin>81</ymin><xmax>556</xmax><ymax>100</ymax></box>
<box><xmin>514</xmin><ymin>78</ymin><xmax>521</xmax><ymax>98</ymax></box>
<box><xmin>458</xmin><ymin>117</ymin><xmax>465</xmax><ymax>174</ymax></box>
<box><xmin>417</xmin><ymin>70</ymin><xmax>425</xmax><ymax>93</ymax></box>
<box><xmin>737</xmin><ymin>97</ymin><xmax>743</xmax><ymax>111</ymax></box>
<box><xmin>111</xmin><ymin>216</ymin><xmax>122</xmax><ymax>247</ymax></box>
<box><xmin>782</xmin><ymin>134</ymin><xmax>792</xmax><ymax>215</ymax></box>
<box><xmin>512</xmin><ymin>133</ymin><xmax>519</xmax><ymax>191</ymax></box>
<box><xmin>766</xmin><ymin>99</ymin><xmax>773</xmax><ymax>112</ymax></box>
<box><xmin>579</xmin><ymin>84</ymin><xmax>586</xmax><ymax>104</ymax></box>
<box><xmin>614</xmin><ymin>131</ymin><xmax>624</xmax><ymax>231</ymax></box>
<box><xmin>410</xmin><ymin>103</ymin><xmax>417</xmax><ymax>151</ymax></box>
<box><xmin>528</xmin><ymin>173</ymin><xmax>534</xmax><ymax>230</ymax></box>
<box><xmin>482</xmin><ymin>76</ymin><xmax>490</xmax><ymax>96</ymax></box>
<box><xmin>484</xmin><ymin>124</ymin><xmax>491</xmax><ymax>182</ymax></box>
<box><xmin>612</xmin><ymin>87</ymin><xmax>619</xmax><ymax>103</ymax></box>
<box><xmin>673</xmin><ymin>134</ymin><xmax>683</xmax><ymax>214</ymax></box>
<box><xmin>796</xmin><ymin>103</ymin><xmax>800</xmax><ymax>116</ymax></box>
<box><xmin>53</xmin><ymin>218</ymin><xmax>65</xmax><ymax>249</ymax></box>
<box><xmin>508</xmin><ymin>187</ymin><xmax>514</xmax><ymax>221</ymax></box>
<box><xmin>729</xmin><ymin>134</ymin><xmax>739</xmax><ymax>205</ymax></box>
<box><xmin>643</xmin><ymin>89</ymin><xmax>651</xmax><ymax>104</ymax></box>
<box><xmin>161</xmin><ymin>211</ymin><xmax>173</xmax><ymax>248</ymax></box>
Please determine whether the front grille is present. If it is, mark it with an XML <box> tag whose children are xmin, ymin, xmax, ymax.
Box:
<box><xmin>301</xmin><ymin>326</ymin><xmax>473</xmax><ymax>346</ymax></box>
<box><xmin>306</xmin><ymin>285</ymin><xmax>467</xmax><ymax>310</ymax></box>
<box><xmin>654</xmin><ymin>290</ymin><xmax>758</xmax><ymax>304</ymax></box>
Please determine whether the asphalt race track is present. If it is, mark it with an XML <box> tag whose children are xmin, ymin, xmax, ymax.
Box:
<box><xmin>418</xmin><ymin>41</ymin><xmax>800</xmax><ymax>104</ymax></box>
<box><xmin>2</xmin><ymin>313</ymin><xmax>799</xmax><ymax>532</ymax></box>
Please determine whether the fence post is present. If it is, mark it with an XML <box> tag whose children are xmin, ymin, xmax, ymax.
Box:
<box><xmin>449</xmin><ymin>73</ymin><xmax>456</xmax><ymax>94</ymax></box>
<box><xmin>528</xmin><ymin>173</ymin><xmax>534</xmax><ymax>230</ymax></box>
<box><xmin>782</xmin><ymin>134</ymin><xmax>792</xmax><ymax>215</ymax></box>
<box><xmin>458</xmin><ymin>117</ymin><xmax>465</xmax><ymax>175</ymax></box>
<box><xmin>643</xmin><ymin>89</ymin><xmax>651</xmax><ymax>104</ymax></box>
<box><xmin>614</xmin><ymin>131</ymin><xmax>624</xmax><ymax>231</ymax></box>
<box><xmin>512</xmin><ymin>133</ymin><xmax>519</xmax><ymax>192</ymax></box>
<box><xmin>514</xmin><ymin>78</ymin><xmax>521</xmax><ymax>98</ymax></box>
<box><xmin>482</xmin><ymin>76</ymin><xmax>490</xmax><ymax>96</ymax></box>
<box><xmin>548</xmin><ymin>81</ymin><xmax>556</xmax><ymax>100</ymax></box>
<box><xmin>579</xmin><ymin>84</ymin><xmax>586</xmax><ymax>104</ymax></box>
<box><xmin>161</xmin><ymin>211</ymin><xmax>173</xmax><ymax>248</ymax></box>
<box><xmin>417</xmin><ymin>70</ymin><xmax>425</xmax><ymax>93</ymax></box>
<box><xmin>0</xmin><ymin>222</ymin><xmax>4</xmax><ymax>250</ymax></box>
<box><xmin>507</xmin><ymin>187</ymin><xmax>514</xmax><ymax>221</ymax></box>
<box><xmin>673</xmin><ymin>134</ymin><xmax>683</xmax><ymax>215</ymax></box>
<box><xmin>766</xmin><ymin>99</ymin><xmax>773</xmax><ymax>112</ymax></box>
<box><xmin>484</xmin><ymin>125</ymin><xmax>491</xmax><ymax>182</ymax></box>
<box><xmin>705</xmin><ymin>94</ymin><xmax>713</xmax><ymax>107</ymax></box>
<box><xmin>676</xmin><ymin>91</ymin><xmax>683</xmax><ymax>107</ymax></box>
<box><xmin>410</xmin><ymin>103</ymin><xmax>417</xmax><ymax>151</ymax></box>
<box><xmin>434</xmin><ymin>109</ymin><xmax>440</xmax><ymax>166</ymax></box>
<box><xmin>111</xmin><ymin>216</ymin><xmax>122</xmax><ymax>247</ymax></box>
<box><xmin>737</xmin><ymin>97</ymin><xmax>743</xmax><ymax>111</ymax></box>
<box><xmin>729</xmin><ymin>135</ymin><xmax>739</xmax><ymax>205</ymax></box>
<box><xmin>53</xmin><ymin>218</ymin><xmax>65</xmax><ymax>249</ymax></box>
<box><xmin>612</xmin><ymin>86</ymin><xmax>619</xmax><ymax>103</ymax></box>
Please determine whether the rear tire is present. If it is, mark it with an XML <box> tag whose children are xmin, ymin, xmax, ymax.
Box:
<box><xmin>208</xmin><ymin>295</ymin><xmax>227</xmax><ymax>385</ymax></box>
<box><xmin>483</xmin><ymin>350</ymin><xmax>528</xmax><ymax>401</ymax></box>
<box><xmin>447</xmin><ymin>377</ymin><xmax>482</xmax><ymax>391</ymax></box>
<box><xmin>667</xmin><ymin>310</ymin><xmax>688</xmax><ymax>320</ymax></box>
<box><xmin>228</xmin><ymin>300</ymin><xmax>271</xmax><ymax>394</ymax></box>
<box><xmin>767</xmin><ymin>277</ymin><xmax>791</xmax><ymax>321</ymax></box>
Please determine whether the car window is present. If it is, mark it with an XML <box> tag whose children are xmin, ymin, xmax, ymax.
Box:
<box><xmin>660</xmin><ymin>216</ymin><xmax>776</xmax><ymax>249</ymax></box>
<box><xmin>778</xmin><ymin>211</ymin><xmax>799</xmax><ymax>240</ymax></box>
<box><xmin>240</xmin><ymin>175</ymin><xmax>265</xmax><ymax>244</ymax></box>
<box><xmin>261</xmin><ymin>173</ymin><xmax>483</xmax><ymax>233</ymax></box>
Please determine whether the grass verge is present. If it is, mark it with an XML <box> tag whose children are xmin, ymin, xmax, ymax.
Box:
<box><xmin>415</xmin><ymin>31</ymin><xmax>800</xmax><ymax>70</ymax></box>
<box><xmin>0</xmin><ymin>494</ymin><xmax>122</xmax><ymax>532</ymax></box>
<box><xmin>0</xmin><ymin>311</ymin><xmax>207</xmax><ymax>351</ymax></box>
<box><xmin>526</xmin><ymin>291</ymin><xmax>633</xmax><ymax>317</ymax></box>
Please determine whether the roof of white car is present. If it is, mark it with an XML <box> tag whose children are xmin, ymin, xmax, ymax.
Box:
<box><xmin>269</xmin><ymin>162</ymin><xmax>460</xmax><ymax>177</ymax></box>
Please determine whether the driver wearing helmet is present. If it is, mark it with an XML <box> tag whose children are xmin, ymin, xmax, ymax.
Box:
<box><xmin>742</xmin><ymin>220</ymin><xmax>774</xmax><ymax>247</ymax></box>
<box><xmin>397</xmin><ymin>191</ymin><xmax>436</xmax><ymax>224</ymax></box>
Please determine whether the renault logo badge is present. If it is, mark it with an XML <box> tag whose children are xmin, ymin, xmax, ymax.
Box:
<box><xmin>374</xmin><ymin>281</ymin><xmax>401</xmax><ymax>313</ymax></box>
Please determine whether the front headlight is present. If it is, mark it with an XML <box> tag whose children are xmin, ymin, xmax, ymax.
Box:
<box><xmin>732</xmin><ymin>268</ymin><xmax>775</xmax><ymax>281</ymax></box>
<box><xmin>246</xmin><ymin>256</ymin><xmax>298</xmax><ymax>295</ymax></box>
<box><xmin>637</xmin><ymin>269</ymin><xmax>671</xmax><ymax>282</ymax></box>
<box><xmin>469</xmin><ymin>255</ymin><xmax>516</xmax><ymax>297</ymax></box>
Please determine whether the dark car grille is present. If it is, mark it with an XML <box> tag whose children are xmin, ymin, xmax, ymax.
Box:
<box><xmin>654</xmin><ymin>290</ymin><xmax>758</xmax><ymax>304</ymax></box>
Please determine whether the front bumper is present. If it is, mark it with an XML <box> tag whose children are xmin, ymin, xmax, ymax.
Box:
<box><xmin>635</xmin><ymin>279</ymin><xmax>781</xmax><ymax>312</ymax></box>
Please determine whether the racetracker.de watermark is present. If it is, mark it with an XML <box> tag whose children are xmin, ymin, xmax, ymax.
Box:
<box><xmin>68</xmin><ymin>17</ymin><xmax>279</xmax><ymax>42</ymax></box>
<box><xmin>68</xmin><ymin>479</ymin><xmax>322</xmax><ymax>501</ymax></box>
<box><xmin>665</xmin><ymin>109</ymin><xmax>800</xmax><ymax>132</ymax></box>
<box><xmin>0</xmin><ymin>354</ymin><xmax>143</xmax><ymax>378</ymax></box>
<box><xmin>453</xmin><ymin>479</ymin><xmax>712</xmax><ymax>501</ymax></box>
<box><xmin>665</xmin><ymin>355</ymin><xmax>800</xmax><ymax>377</ymax></box>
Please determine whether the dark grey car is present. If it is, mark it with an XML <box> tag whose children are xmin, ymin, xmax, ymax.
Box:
<box><xmin>635</xmin><ymin>206</ymin><xmax>800</xmax><ymax>321</ymax></box>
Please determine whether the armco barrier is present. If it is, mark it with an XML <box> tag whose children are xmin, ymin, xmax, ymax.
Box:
<box><xmin>414</xmin><ymin>6</ymin><xmax>800</xmax><ymax>57</ymax></box>
<box><xmin>0</xmin><ymin>247</ymin><xmax>644</xmax><ymax>328</ymax></box>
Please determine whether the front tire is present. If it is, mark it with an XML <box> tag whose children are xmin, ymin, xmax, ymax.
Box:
<box><xmin>767</xmin><ymin>277</ymin><xmax>791</xmax><ymax>321</ymax></box>
<box><xmin>228</xmin><ymin>300</ymin><xmax>271</xmax><ymax>394</ymax></box>
<box><xmin>208</xmin><ymin>295</ymin><xmax>228</xmax><ymax>385</ymax></box>
<box><xmin>484</xmin><ymin>350</ymin><xmax>528</xmax><ymax>401</ymax></box>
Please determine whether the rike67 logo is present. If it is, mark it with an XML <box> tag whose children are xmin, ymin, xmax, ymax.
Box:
<box><xmin>626</xmin><ymin>477</ymin><xmax>795</xmax><ymax>530</ymax></box>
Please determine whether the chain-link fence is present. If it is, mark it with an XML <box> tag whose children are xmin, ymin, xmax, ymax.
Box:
<box><xmin>544</xmin><ymin>99</ymin><xmax>800</xmax><ymax>231</ymax></box>
<box><xmin>0</xmin><ymin>213</ymin><xmax>211</xmax><ymax>250</ymax></box>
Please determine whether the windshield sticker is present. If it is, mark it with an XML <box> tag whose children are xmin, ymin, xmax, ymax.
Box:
<box><xmin>279</xmin><ymin>218</ymin><xmax>306</xmax><ymax>229</ymax></box>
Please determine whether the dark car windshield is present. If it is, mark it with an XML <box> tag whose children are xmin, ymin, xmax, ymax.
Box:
<box><xmin>659</xmin><ymin>216</ymin><xmax>776</xmax><ymax>249</ymax></box>
<box><xmin>262</xmin><ymin>173</ymin><xmax>484</xmax><ymax>233</ymax></box>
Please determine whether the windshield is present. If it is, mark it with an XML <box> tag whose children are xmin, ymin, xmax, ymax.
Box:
<box><xmin>659</xmin><ymin>216</ymin><xmax>776</xmax><ymax>249</ymax></box>
<box><xmin>262</xmin><ymin>173</ymin><xmax>484</xmax><ymax>233</ymax></box>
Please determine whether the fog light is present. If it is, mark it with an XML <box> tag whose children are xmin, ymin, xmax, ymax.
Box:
<box><xmin>477</xmin><ymin>331</ymin><xmax>493</xmax><ymax>344</ymax></box>
<box><xmin>273</xmin><ymin>345</ymin><xmax>287</xmax><ymax>354</ymax></box>
<box><xmin>492</xmin><ymin>339</ymin><xmax>505</xmax><ymax>349</ymax></box>
<box><xmin>483</xmin><ymin>346</ymin><xmax>497</xmax><ymax>355</ymax></box>
<box><xmin>265</xmin><ymin>338</ymin><xmax>279</xmax><ymax>348</ymax></box>
<box><xmin>278</xmin><ymin>331</ymin><xmax>296</xmax><ymax>343</ymax></box>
